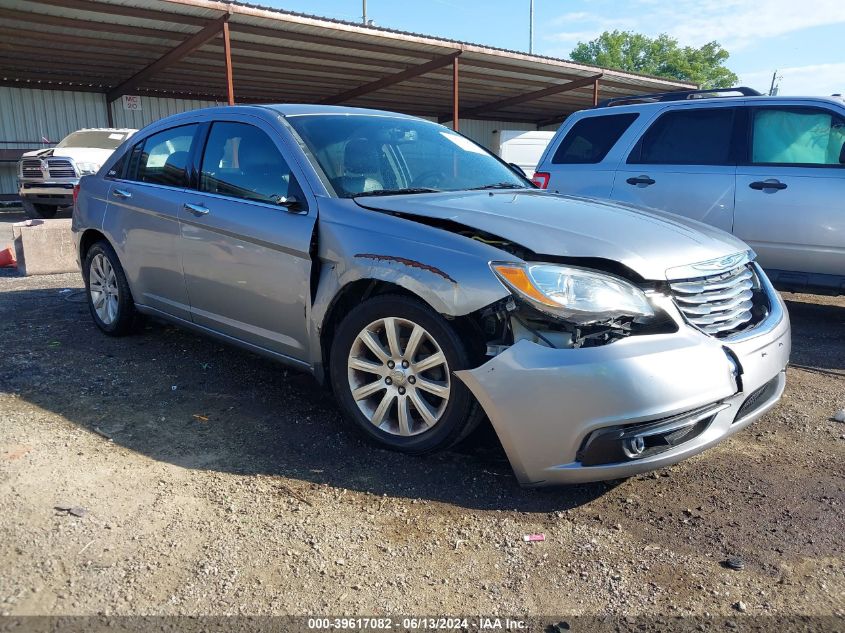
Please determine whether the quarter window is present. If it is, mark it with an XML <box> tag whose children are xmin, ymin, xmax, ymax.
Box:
<box><xmin>128</xmin><ymin>124</ymin><xmax>197</xmax><ymax>187</ymax></box>
<box><xmin>751</xmin><ymin>107</ymin><xmax>845</xmax><ymax>166</ymax></box>
<box><xmin>552</xmin><ymin>113</ymin><xmax>638</xmax><ymax>164</ymax></box>
<box><xmin>199</xmin><ymin>122</ymin><xmax>303</xmax><ymax>205</ymax></box>
<box><xmin>629</xmin><ymin>108</ymin><xmax>735</xmax><ymax>165</ymax></box>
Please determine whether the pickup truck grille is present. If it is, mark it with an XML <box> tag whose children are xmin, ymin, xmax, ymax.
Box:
<box><xmin>20</xmin><ymin>158</ymin><xmax>77</xmax><ymax>179</ymax></box>
<box><xmin>46</xmin><ymin>158</ymin><xmax>76</xmax><ymax>178</ymax></box>
<box><xmin>669</xmin><ymin>265</ymin><xmax>755</xmax><ymax>337</ymax></box>
<box><xmin>21</xmin><ymin>159</ymin><xmax>42</xmax><ymax>178</ymax></box>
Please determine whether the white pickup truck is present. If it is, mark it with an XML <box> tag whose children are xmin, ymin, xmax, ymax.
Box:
<box><xmin>17</xmin><ymin>128</ymin><xmax>136</xmax><ymax>219</ymax></box>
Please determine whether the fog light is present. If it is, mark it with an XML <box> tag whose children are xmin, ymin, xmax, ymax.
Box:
<box><xmin>623</xmin><ymin>436</ymin><xmax>646</xmax><ymax>458</ymax></box>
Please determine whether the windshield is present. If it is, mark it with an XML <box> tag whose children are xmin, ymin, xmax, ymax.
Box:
<box><xmin>56</xmin><ymin>130</ymin><xmax>131</xmax><ymax>150</ymax></box>
<box><xmin>285</xmin><ymin>114</ymin><xmax>530</xmax><ymax>197</ymax></box>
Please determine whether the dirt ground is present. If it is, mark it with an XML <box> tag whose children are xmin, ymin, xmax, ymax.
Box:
<box><xmin>0</xmin><ymin>266</ymin><xmax>843</xmax><ymax>626</ymax></box>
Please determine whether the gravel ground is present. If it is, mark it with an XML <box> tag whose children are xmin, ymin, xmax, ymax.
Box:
<box><xmin>0</xmin><ymin>270</ymin><xmax>843</xmax><ymax>626</ymax></box>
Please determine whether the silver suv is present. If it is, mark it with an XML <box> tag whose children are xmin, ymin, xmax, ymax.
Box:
<box><xmin>533</xmin><ymin>88</ymin><xmax>845</xmax><ymax>294</ymax></box>
<box><xmin>72</xmin><ymin>105</ymin><xmax>790</xmax><ymax>486</ymax></box>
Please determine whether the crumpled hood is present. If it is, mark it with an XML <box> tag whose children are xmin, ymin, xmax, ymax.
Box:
<box><xmin>355</xmin><ymin>190</ymin><xmax>751</xmax><ymax>281</ymax></box>
<box><xmin>22</xmin><ymin>147</ymin><xmax>115</xmax><ymax>166</ymax></box>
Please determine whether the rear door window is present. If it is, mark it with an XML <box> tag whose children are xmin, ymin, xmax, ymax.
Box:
<box><xmin>552</xmin><ymin>113</ymin><xmax>638</xmax><ymax>164</ymax></box>
<box><xmin>127</xmin><ymin>124</ymin><xmax>197</xmax><ymax>187</ymax></box>
<box><xmin>199</xmin><ymin>121</ymin><xmax>305</xmax><ymax>206</ymax></box>
<box><xmin>750</xmin><ymin>107</ymin><xmax>845</xmax><ymax>166</ymax></box>
<box><xmin>629</xmin><ymin>108</ymin><xmax>735</xmax><ymax>165</ymax></box>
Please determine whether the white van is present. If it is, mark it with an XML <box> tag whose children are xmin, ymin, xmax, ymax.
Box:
<box><xmin>492</xmin><ymin>130</ymin><xmax>555</xmax><ymax>175</ymax></box>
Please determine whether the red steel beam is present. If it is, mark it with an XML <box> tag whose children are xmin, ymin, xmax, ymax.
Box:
<box><xmin>452</xmin><ymin>57</ymin><xmax>460</xmax><ymax>131</ymax></box>
<box><xmin>106</xmin><ymin>12</ymin><xmax>230</xmax><ymax>102</ymax></box>
<box><xmin>319</xmin><ymin>50</ymin><xmax>461</xmax><ymax>105</ymax></box>
<box><xmin>222</xmin><ymin>20</ymin><xmax>235</xmax><ymax>105</ymax></box>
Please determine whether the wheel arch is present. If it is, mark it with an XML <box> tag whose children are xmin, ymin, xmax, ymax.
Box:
<box><xmin>317</xmin><ymin>278</ymin><xmax>488</xmax><ymax>388</ymax></box>
<box><xmin>78</xmin><ymin>228</ymin><xmax>111</xmax><ymax>262</ymax></box>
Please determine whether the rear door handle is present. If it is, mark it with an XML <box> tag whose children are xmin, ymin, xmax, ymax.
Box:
<box><xmin>183</xmin><ymin>202</ymin><xmax>210</xmax><ymax>217</ymax></box>
<box><xmin>749</xmin><ymin>180</ymin><xmax>787</xmax><ymax>191</ymax></box>
<box><xmin>626</xmin><ymin>176</ymin><xmax>656</xmax><ymax>186</ymax></box>
<box><xmin>112</xmin><ymin>188</ymin><xmax>132</xmax><ymax>199</ymax></box>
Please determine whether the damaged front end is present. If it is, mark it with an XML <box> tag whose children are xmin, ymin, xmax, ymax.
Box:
<box><xmin>474</xmin><ymin>259</ymin><xmax>678</xmax><ymax>354</ymax></box>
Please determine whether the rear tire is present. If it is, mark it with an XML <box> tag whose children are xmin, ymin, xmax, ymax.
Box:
<box><xmin>329</xmin><ymin>294</ymin><xmax>482</xmax><ymax>454</ymax></box>
<box><xmin>83</xmin><ymin>241</ymin><xmax>135</xmax><ymax>336</ymax></box>
<box><xmin>21</xmin><ymin>199</ymin><xmax>58</xmax><ymax>219</ymax></box>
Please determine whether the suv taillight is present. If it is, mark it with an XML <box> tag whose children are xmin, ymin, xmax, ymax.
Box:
<box><xmin>72</xmin><ymin>184</ymin><xmax>80</xmax><ymax>209</ymax></box>
<box><xmin>531</xmin><ymin>172</ymin><xmax>550</xmax><ymax>189</ymax></box>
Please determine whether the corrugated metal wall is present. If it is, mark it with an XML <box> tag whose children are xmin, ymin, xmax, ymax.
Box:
<box><xmin>0</xmin><ymin>88</ymin><xmax>221</xmax><ymax>197</ymax></box>
<box><xmin>0</xmin><ymin>87</ymin><xmax>110</xmax><ymax>197</ymax></box>
<box><xmin>109</xmin><ymin>95</ymin><xmax>222</xmax><ymax>130</ymax></box>
<box><xmin>0</xmin><ymin>87</ymin><xmax>109</xmax><ymax>149</ymax></box>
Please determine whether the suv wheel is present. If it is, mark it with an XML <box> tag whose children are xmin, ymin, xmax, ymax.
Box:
<box><xmin>329</xmin><ymin>295</ymin><xmax>482</xmax><ymax>454</ymax></box>
<box><xmin>83</xmin><ymin>241</ymin><xmax>135</xmax><ymax>336</ymax></box>
<box><xmin>21</xmin><ymin>199</ymin><xmax>58</xmax><ymax>219</ymax></box>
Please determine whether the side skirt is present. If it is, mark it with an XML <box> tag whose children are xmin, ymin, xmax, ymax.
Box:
<box><xmin>134</xmin><ymin>304</ymin><xmax>315</xmax><ymax>374</ymax></box>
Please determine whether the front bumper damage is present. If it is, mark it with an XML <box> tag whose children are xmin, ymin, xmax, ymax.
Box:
<box><xmin>455</xmin><ymin>266</ymin><xmax>791</xmax><ymax>486</ymax></box>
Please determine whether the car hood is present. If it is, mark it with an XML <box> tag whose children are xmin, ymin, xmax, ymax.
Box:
<box><xmin>355</xmin><ymin>190</ymin><xmax>752</xmax><ymax>281</ymax></box>
<box><xmin>21</xmin><ymin>147</ymin><xmax>115</xmax><ymax>165</ymax></box>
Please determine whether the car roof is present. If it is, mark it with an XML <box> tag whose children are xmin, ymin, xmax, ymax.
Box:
<box><xmin>72</xmin><ymin>128</ymin><xmax>138</xmax><ymax>133</ymax></box>
<box><xmin>582</xmin><ymin>95</ymin><xmax>845</xmax><ymax>116</ymax></box>
<box><xmin>261</xmin><ymin>103</ymin><xmax>422</xmax><ymax>119</ymax></box>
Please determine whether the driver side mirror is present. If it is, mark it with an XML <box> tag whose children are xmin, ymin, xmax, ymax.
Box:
<box><xmin>276</xmin><ymin>194</ymin><xmax>306</xmax><ymax>212</ymax></box>
<box><xmin>509</xmin><ymin>163</ymin><xmax>527</xmax><ymax>178</ymax></box>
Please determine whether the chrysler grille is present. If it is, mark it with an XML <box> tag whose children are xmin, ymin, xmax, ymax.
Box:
<box><xmin>669</xmin><ymin>265</ymin><xmax>756</xmax><ymax>336</ymax></box>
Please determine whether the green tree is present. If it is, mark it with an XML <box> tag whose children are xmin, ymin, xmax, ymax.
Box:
<box><xmin>570</xmin><ymin>31</ymin><xmax>738</xmax><ymax>89</ymax></box>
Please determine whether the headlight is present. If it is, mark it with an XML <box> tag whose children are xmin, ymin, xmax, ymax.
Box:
<box><xmin>491</xmin><ymin>262</ymin><xmax>654</xmax><ymax>324</ymax></box>
<box><xmin>76</xmin><ymin>162</ymin><xmax>101</xmax><ymax>175</ymax></box>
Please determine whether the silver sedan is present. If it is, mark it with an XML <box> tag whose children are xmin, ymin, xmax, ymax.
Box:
<box><xmin>72</xmin><ymin>105</ymin><xmax>790</xmax><ymax>486</ymax></box>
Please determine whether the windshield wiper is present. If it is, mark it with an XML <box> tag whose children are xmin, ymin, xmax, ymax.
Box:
<box><xmin>353</xmin><ymin>187</ymin><xmax>440</xmax><ymax>198</ymax></box>
<box><xmin>468</xmin><ymin>182</ymin><xmax>529</xmax><ymax>190</ymax></box>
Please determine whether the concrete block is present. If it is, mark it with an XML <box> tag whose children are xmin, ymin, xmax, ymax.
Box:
<box><xmin>12</xmin><ymin>219</ymin><xmax>78</xmax><ymax>276</ymax></box>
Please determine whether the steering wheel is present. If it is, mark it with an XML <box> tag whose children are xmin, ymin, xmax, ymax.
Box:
<box><xmin>411</xmin><ymin>170</ymin><xmax>449</xmax><ymax>188</ymax></box>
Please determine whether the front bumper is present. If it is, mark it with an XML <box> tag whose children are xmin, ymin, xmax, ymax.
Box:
<box><xmin>456</xmin><ymin>265</ymin><xmax>791</xmax><ymax>486</ymax></box>
<box><xmin>19</xmin><ymin>180</ymin><xmax>77</xmax><ymax>205</ymax></box>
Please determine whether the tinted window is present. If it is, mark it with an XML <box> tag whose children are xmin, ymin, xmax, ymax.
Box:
<box><xmin>751</xmin><ymin>107</ymin><xmax>845</xmax><ymax>166</ymax></box>
<box><xmin>552</xmin><ymin>113</ymin><xmax>638</xmax><ymax>164</ymax></box>
<box><xmin>129</xmin><ymin>125</ymin><xmax>197</xmax><ymax>187</ymax></box>
<box><xmin>285</xmin><ymin>115</ymin><xmax>527</xmax><ymax>197</ymax></box>
<box><xmin>199</xmin><ymin>122</ymin><xmax>303</xmax><ymax>205</ymax></box>
<box><xmin>630</xmin><ymin>108</ymin><xmax>735</xmax><ymax>165</ymax></box>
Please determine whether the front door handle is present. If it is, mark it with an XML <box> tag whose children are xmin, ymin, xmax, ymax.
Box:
<box><xmin>112</xmin><ymin>188</ymin><xmax>132</xmax><ymax>199</ymax></box>
<box><xmin>749</xmin><ymin>180</ymin><xmax>787</xmax><ymax>191</ymax></box>
<box><xmin>626</xmin><ymin>176</ymin><xmax>656</xmax><ymax>186</ymax></box>
<box><xmin>183</xmin><ymin>202</ymin><xmax>210</xmax><ymax>217</ymax></box>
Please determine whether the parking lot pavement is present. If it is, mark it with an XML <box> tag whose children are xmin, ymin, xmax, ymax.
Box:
<box><xmin>1</xmin><ymin>271</ymin><xmax>843</xmax><ymax>619</ymax></box>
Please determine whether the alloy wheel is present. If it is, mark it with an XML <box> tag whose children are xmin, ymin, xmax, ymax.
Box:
<box><xmin>89</xmin><ymin>253</ymin><xmax>119</xmax><ymax>325</ymax></box>
<box><xmin>347</xmin><ymin>317</ymin><xmax>451</xmax><ymax>436</ymax></box>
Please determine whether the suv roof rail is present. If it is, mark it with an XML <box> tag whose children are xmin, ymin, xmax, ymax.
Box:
<box><xmin>596</xmin><ymin>86</ymin><xmax>763</xmax><ymax>108</ymax></box>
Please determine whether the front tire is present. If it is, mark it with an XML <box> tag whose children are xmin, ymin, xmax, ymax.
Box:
<box><xmin>329</xmin><ymin>294</ymin><xmax>482</xmax><ymax>454</ymax></box>
<box><xmin>83</xmin><ymin>241</ymin><xmax>135</xmax><ymax>336</ymax></box>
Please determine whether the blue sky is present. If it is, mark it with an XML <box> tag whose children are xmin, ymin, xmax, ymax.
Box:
<box><xmin>261</xmin><ymin>0</ymin><xmax>844</xmax><ymax>95</ymax></box>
